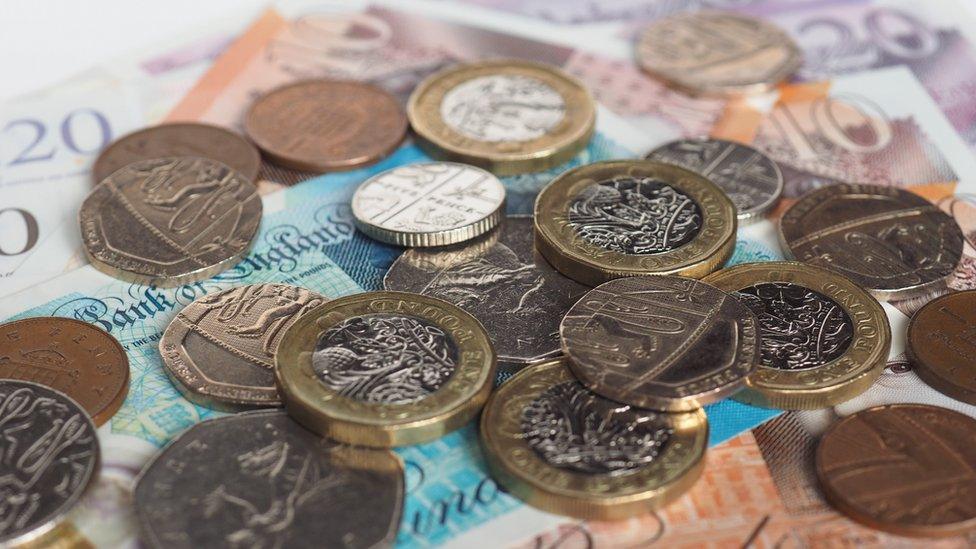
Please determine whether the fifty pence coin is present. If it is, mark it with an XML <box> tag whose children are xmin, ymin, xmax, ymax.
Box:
<box><xmin>780</xmin><ymin>183</ymin><xmax>964</xmax><ymax>301</ymax></box>
<box><xmin>636</xmin><ymin>11</ymin><xmax>801</xmax><ymax>96</ymax></box>
<box><xmin>92</xmin><ymin>122</ymin><xmax>261</xmax><ymax>184</ymax></box>
<box><xmin>560</xmin><ymin>275</ymin><xmax>759</xmax><ymax>411</ymax></box>
<box><xmin>534</xmin><ymin>160</ymin><xmax>737</xmax><ymax>285</ymax></box>
<box><xmin>134</xmin><ymin>410</ymin><xmax>404</xmax><ymax>548</ymax></box>
<box><xmin>408</xmin><ymin>60</ymin><xmax>596</xmax><ymax>175</ymax></box>
<box><xmin>0</xmin><ymin>317</ymin><xmax>129</xmax><ymax>426</ymax></box>
<box><xmin>352</xmin><ymin>162</ymin><xmax>506</xmax><ymax>247</ymax></box>
<box><xmin>80</xmin><ymin>157</ymin><xmax>262</xmax><ymax>287</ymax></box>
<box><xmin>275</xmin><ymin>291</ymin><xmax>496</xmax><ymax>447</ymax></box>
<box><xmin>0</xmin><ymin>380</ymin><xmax>100</xmax><ymax>546</ymax></box>
<box><xmin>160</xmin><ymin>284</ymin><xmax>327</xmax><ymax>411</ymax></box>
<box><xmin>480</xmin><ymin>358</ymin><xmax>708</xmax><ymax>520</ymax></box>
<box><xmin>704</xmin><ymin>261</ymin><xmax>891</xmax><ymax>409</ymax></box>
<box><xmin>384</xmin><ymin>216</ymin><xmax>589</xmax><ymax>365</ymax></box>
<box><xmin>907</xmin><ymin>290</ymin><xmax>976</xmax><ymax>405</ymax></box>
<box><xmin>244</xmin><ymin>79</ymin><xmax>407</xmax><ymax>172</ymax></box>
<box><xmin>816</xmin><ymin>404</ymin><xmax>976</xmax><ymax>537</ymax></box>
<box><xmin>646</xmin><ymin>138</ymin><xmax>783</xmax><ymax>224</ymax></box>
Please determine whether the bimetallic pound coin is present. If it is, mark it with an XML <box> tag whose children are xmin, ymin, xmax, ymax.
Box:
<box><xmin>276</xmin><ymin>291</ymin><xmax>496</xmax><ymax>447</ymax></box>
<box><xmin>534</xmin><ymin>160</ymin><xmax>736</xmax><ymax>285</ymax></box>
<box><xmin>780</xmin><ymin>183</ymin><xmax>964</xmax><ymax>301</ymax></box>
<box><xmin>0</xmin><ymin>317</ymin><xmax>129</xmax><ymax>426</ymax></box>
<box><xmin>80</xmin><ymin>157</ymin><xmax>262</xmax><ymax>287</ymax></box>
<box><xmin>816</xmin><ymin>404</ymin><xmax>976</xmax><ymax>538</ymax></box>
<box><xmin>480</xmin><ymin>358</ymin><xmax>707</xmax><ymax>520</ymax></box>
<box><xmin>408</xmin><ymin>60</ymin><xmax>596</xmax><ymax>175</ymax></box>
<box><xmin>92</xmin><ymin>122</ymin><xmax>261</xmax><ymax>184</ymax></box>
<box><xmin>244</xmin><ymin>79</ymin><xmax>407</xmax><ymax>172</ymax></box>
<box><xmin>0</xmin><ymin>381</ymin><xmax>99</xmax><ymax>546</ymax></box>
<box><xmin>352</xmin><ymin>162</ymin><xmax>506</xmax><ymax>247</ymax></box>
<box><xmin>646</xmin><ymin>138</ymin><xmax>783</xmax><ymax>224</ymax></box>
<box><xmin>561</xmin><ymin>275</ymin><xmax>759</xmax><ymax>411</ymax></box>
<box><xmin>704</xmin><ymin>261</ymin><xmax>891</xmax><ymax>409</ymax></box>
<box><xmin>907</xmin><ymin>290</ymin><xmax>976</xmax><ymax>405</ymax></box>
<box><xmin>636</xmin><ymin>11</ymin><xmax>801</xmax><ymax>96</ymax></box>
<box><xmin>385</xmin><ymin>216</ymin><xmax>589</xmax><ymax>365</ymax></box>
<box><xmin>134</xmin><ymin>410</ymin><xmax>404</xmax><ymax>548</ymax></box>
<box><xmin>160</xmin><ymin>284</ymin><xmax>327</xmax><ymax>411</ymax></box>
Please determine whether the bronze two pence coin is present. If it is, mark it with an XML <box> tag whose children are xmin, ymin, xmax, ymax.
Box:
<box><xmin>160</xmin><ymin>284</ymin><xmax>327</xmax><ymax>411</ymax></box>
<box><xmin>0</xmin><ymin>317</ymin><xmax>129</xmax><ymax>426</ymax></box>
<box><xmin>908</xmin><ymin>290</ymin><xmax>976</xmax><ymax>405</ymax></box>
<box><xmin>92</xmin><ymin>122</ymin><xmax>261</xmax><ymax>184</ymax></box>
<box><xmin>780</xmin><ymin>183</ymin><xmax>964</xmax><ymax>301</ymax></box>
<box><xmin>244</xmin><ymin>79</ymin><xmax>407</xmax><ymax>172</ymax></box>
<box><xmin>816</xmin><ymin>404</ymin><xmax>976</xmax><ymax>538</ymax></box>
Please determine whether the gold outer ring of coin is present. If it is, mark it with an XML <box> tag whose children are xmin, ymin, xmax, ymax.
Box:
<box><xmin>479</xmin><ymin>357</ymin><xmax>708</xmax><ymax>520</ymax></box>
<box><xmin>703</xmin><ymin>261</ymin><xmax>891</xmax><ymax>409</ymax></box>
<box><xmin>534</xmin><ymin>160</ymin><xmax>736</xmax><ymax>286</ymax></box>
<box><xmin>275</xmin><ymin>291</ymin><xmax>496</xmax><ymax>447</ymax></box>
<box><xmin>407</xmin><ymin>59</ymin><xmax>596</xmax><ymax>175</ymax></box>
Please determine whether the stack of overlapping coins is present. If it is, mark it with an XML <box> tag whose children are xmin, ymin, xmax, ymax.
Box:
<box><xmin>3</xmin><ymin>9</ymin><xmax>975</xmax><ymax>548</ymax></box>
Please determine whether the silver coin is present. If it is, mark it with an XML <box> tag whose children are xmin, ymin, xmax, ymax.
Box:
<box><xmin>0</xmin><ymin>381</ymin><xmax>99</xmax><ymax>546</ymax></box>
<box><xmin>384</xmin><ymin>216</ymin><xmax>589</xmax><ymax>364</ymax></box>
<box><xmin>646</xmin><ymin>138</ymin><xmax>783</xmax><ymax>224</ymax></box>
<box><xmin>134</xmin><ymin>410</ymin><xmax>404</xmax><ymax>548</ymax></box>
<box><xmin>351</xmin><ymin>161</ymin><xmax>506</xmax><ymax>247</ymax></box>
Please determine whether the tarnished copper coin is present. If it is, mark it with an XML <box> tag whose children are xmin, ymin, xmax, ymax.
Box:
<box><xmin>92</xmin><ymin>122</ymin><xmax>261</xmax><ymax>184</ymax></box>
<box><xmin>0</xmin><ymin>317</ymin><xmax>129</xmax><ymax>426</ymax></box>
<box><xmin>636</xmin><ymin>11</ymin><xmax>801</xmax><ymax>96</ymax></box>
<box><xmin>244</xmin><ymin>79</ymin><xmax>407</xmax><ymax>172</ymax></box>
<box><xmin>160</xmin><ymin>284</ymin><xmax>327</xmax><ymax>411</ymax></box>
<box><xmin>816</xmin><ymin>404</ymin><xmax>976</xmax><ymax>538</ymax></box>
<box><xmin>908</xmin><ymin>290</ymin><xmax>976</xmax><ymax>405</ymax></box>
<box><xmin>560</xmin><ymin>275</ymin><xmax>759</xmax><ymax>411</ymax></box>
<box><xmin>80</xmin><ymin>157</ymin><xmax>262</xmax><ymax>287</ymax></box>
<box><xmin>780</xmin><ymin>183</ymin><xmax>964</xmax><ymax>301</ymax></box>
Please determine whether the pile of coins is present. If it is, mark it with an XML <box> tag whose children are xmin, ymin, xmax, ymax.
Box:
<box><xmin>4</xmin><ymin>9</ymin><xmax>976</xmax><ymax>547</ymax></box>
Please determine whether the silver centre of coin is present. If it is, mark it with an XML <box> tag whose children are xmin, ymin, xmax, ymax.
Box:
<box><xmin>440</xmin><ymin>74</ymin><xmax>566</xmax><ymax>142</ymax></box>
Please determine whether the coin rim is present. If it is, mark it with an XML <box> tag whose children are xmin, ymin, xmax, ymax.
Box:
<box><xmin>243</xmin><ymin>79</ymin><xmax>408</xmax><ymax>173</ymax></box>
<box><xmin>779</xmin><ymin>182</ymin><xmax>964</xmax><ymax>301</ymax></box>
<box><xmin>815</xmin><ymin>403</ymin><xmax>976</xmax><ymax>537</ymax></box>
<box><xmin>407</xmin><ymin>59</ymin><xmax>596</xmax><ymax>175</ymax></box>
<box><xmin>703</xmin><ymin>260</ymin><xmax>891</xmax><ymax>409</ymax></box>
<box><xmin>906</xmin><ymin>289</ymin><xmax>976</xmax><ymax>405</ymax></box>
<box><xmin>645</xmin><ymin>137</ymin><xmax>784</xmax><ymax>225</ymax></box>
<box><xmin>351</xmin><ymin>162</ymin><xmax>506</xmax><ymax>247</ymax></box>
<box><xmin>534</xmin><ymin>160</ymin><xmax>737</xmax><ymax>286</ymax></box>
<box><xmin>479</xmin><ymin>357</ymin><xmax>708</xmax><ymax>520</ymax></box>
<box><xmin>275</xmin><ymin>291</ymin><xmax>496</xmax><ymax>447</ymax></box>
<box><xmin>635</xmin><ymin>10</ymin><xmax>802</xmax><ymax>97</ymax></box>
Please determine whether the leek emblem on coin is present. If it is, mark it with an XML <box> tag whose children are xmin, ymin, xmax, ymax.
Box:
<box><xmin>480</xmin><ymin>358</ymin><xmax>707</xmax><ymax>520</ymax></box>
<box><xmin>704</xmin><ymin>261</ymin><xmax>891</xmax><ymax>409</ymax></box>
<box><xmin>535</xmin><ymin>160</ymin><xmax>736</xmax><ymax>285</ymax></box>
<box><xmin>79</xmin><ymin>157</ymin><xmax>262</xmax><ymax>287</ymax></box>
<box><xmin>276</xmin><ymin>291</ymin><xmax>496</xmax><ymax>447</ymax></box>
<box><xmin>408</xmin><ymin>60</ymin><xmax>595</xmax><ymax>175</ymax></box>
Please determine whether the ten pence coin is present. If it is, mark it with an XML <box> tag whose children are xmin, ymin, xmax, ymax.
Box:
<box><xmin>92</xmin><ymin>122</ymin><xmax>261</xmax><ymax>184</ymax></box>
<box><xmin>0</xmin><ymin>317</ymin><xmax>129</xmax><ymax>426</ymax></box>
<box><xmin>907</xmin><ymin>290</ymin><xmax>976</xmax><ymax>405</ymax></box>
<box><xmin>244</xmin><ymin>79</ymin><xmax>407</xmax><ymax>172</ymax></box>
<box><xmin>816</xmin><ymin>404</ymin><xmax>976</xmax><ymax>537</ymax></box>
<box><xmin>79</xmin><ymin>157</ymin><xmax>262</xmax><ymax>287</ymax></box>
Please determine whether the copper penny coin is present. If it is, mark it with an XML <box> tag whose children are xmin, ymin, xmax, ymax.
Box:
<box><xmin>244</xmin><ymin>80</ymin><xmax>407</xmax><ymax>172</ymax></box>
<box><xmin>80</xmin><ymin>157</ymin><xmax>262</xmax><ymax>287</ymax></box>
<box><xmin>160</xmin><ymin>284</ymin><xmax>327</xmax><ymax>411</ymax></box>
<box><xmin>780</xmin><ymin>183</ymin><xmax>964</xmax><ymax>301</ymax></box>
<box><xmin>816</xmin><ymin>404</ymin><xmax>976</xmax><ymax>537</ymax></box>
<box><xmin>92</xmin><ymin>122</ymin><xmax>261</xmax><ymax>184</ymax></box>
<box><xmin>0</xmin><ymin>317</ymin><xmax>129</xmax><ymax>426</ymax></box>
<box><xmin>907</xmin><ymin>290</ymin><xmax>976</xmax><ymax>405</ymax></box>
